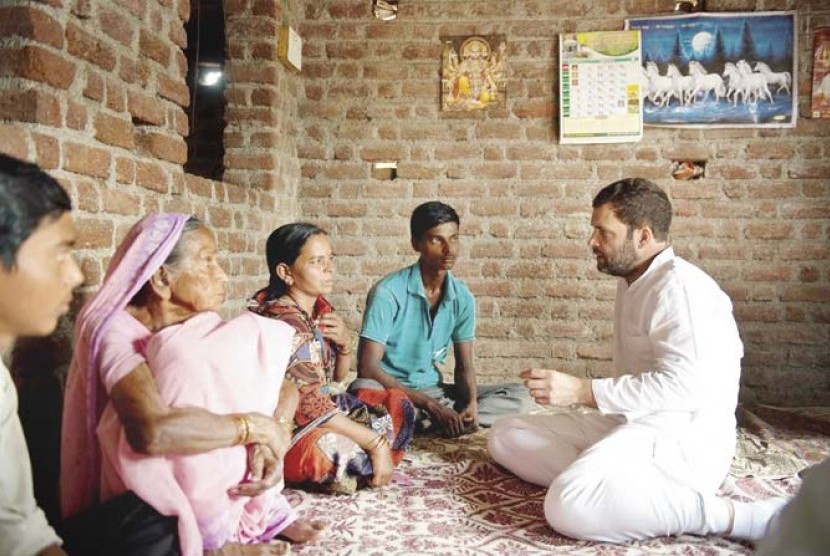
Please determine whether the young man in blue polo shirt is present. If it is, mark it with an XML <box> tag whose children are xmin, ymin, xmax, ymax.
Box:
<box><xmin>355</xmin><ymin>201</ymin><xmax>533</xmax><ymax>437</ymax></box>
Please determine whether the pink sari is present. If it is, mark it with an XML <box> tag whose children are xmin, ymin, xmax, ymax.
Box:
<box><xmin>61</xmin><ymin>213</ymin><xmax>297</xmax><ymax>554</ymax></box>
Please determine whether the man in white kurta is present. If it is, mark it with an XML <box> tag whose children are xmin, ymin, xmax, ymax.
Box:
<box><xmin>488</xmin><ymin>178</ymin><xmax>785</xmax><ymax>543</ymax></box>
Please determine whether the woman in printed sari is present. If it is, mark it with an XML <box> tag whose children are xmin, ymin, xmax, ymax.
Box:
<box><xmin>60</xmin><ymin>214</ymin><xmax>324</xmax><ymax>555</ymax></box>
<box><xmin>248</xmin><ymin>223</ymin><xmax>415</xmax><ymax>494</ymax></box>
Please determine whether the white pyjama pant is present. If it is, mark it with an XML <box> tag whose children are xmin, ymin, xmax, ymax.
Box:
<box><xmin>488</xmin><ymin>411</ymin><xmax>734</xmax><ymax>542</ymax></box>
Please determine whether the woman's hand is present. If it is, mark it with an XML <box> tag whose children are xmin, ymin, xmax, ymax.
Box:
<box><xmin>228</xmin><ymin>443</ymin><xmax>281</xmax><ymax>497</ymax></box>
<box><xmin>317</xmin><ymin>312</ymin><xmax>352</xmax><ymax>353</ymax></box>
<box><xmin>367</xmin><ymin>437</ymin><xmax>394</xmax><ymax>487</ymax></box>
<box><xmin>245</xmin><ymin>412</ymin><xmax>291</xmax><ymax>460</ymax></box>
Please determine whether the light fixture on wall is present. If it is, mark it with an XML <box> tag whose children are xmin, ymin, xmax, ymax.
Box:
<box><xmin>197</xmin><ymin>62</ymin><xmax>223</xmax><ymax>87</ymax></box>
<box><xmin>674</xmin><ymin>0</ymin><xmax>705</xmax><ymax>12</ymax></box>
<box><xmin>373</xmin><ymin>0</ymin><xmax>398</xmax><ymax>21</ymax></box>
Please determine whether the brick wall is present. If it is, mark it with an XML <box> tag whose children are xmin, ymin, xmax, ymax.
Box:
<box><xmin>298</xmin><ymin>0</ymin><xmax>830</xmax><ymax>405</ymax></box>
<box><xmin>0</xmin><ymin>0</ymin><xmax>828</xmax><ymax>406</ymax></box>
<box><xmin>0</xmin><ymin>0</ymin><xmax>302</xmax><ymax>321</ymax></box>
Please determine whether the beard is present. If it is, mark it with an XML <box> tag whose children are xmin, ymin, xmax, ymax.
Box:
<box><xmin>594</xmin><ymin>239</ymin><xmax>638</xmax><ymax>277</ymax></box>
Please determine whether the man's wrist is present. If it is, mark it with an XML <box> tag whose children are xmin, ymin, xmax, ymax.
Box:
<box><xmin>581</xmin><ymin>379</ymin><xmax>597</xmax><ymax>407</ymax></box>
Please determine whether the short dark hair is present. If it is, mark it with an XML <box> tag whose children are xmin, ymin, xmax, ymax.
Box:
<box><xmin>0</xmin><ymin>153</ymin><xmax>72</xmax><ymax>270</ymax></box>
<box><xmin>410</xmin><ymin>201</ymin><xmax>460</xmax><ymax>242</ymax></box>
<box><xmin>592</xmin><ymin>178</ymin><xmax>672</xmax><ymax>241</ymax></box>
<box><xmin>266</xmin><ymin>222</ymin><xmax>327</xmax><ymax>296</ymax></box>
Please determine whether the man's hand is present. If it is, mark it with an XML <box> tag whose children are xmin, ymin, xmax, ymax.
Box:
<box><xmin>428</xmin><ymin>403</ymin><xmax>468</xmax><ymax>438</ymax></box>
<box><xmin>519</xmin><ymin>368</ymin><xmax>596</xmax><ymax>407</ymax></box>
<box><xmin>458</xmin><ymin>401</ymin><xmax>479</xmax><ymax>433</ymax></box>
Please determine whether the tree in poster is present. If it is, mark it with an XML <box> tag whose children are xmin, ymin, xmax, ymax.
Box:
<box><xmin>711</xmin><ymin>27</ymin><xmax>728</xmax><ymax>72</ymax></box>
<box><xmin>737</xmin><ymin>21</ymin><xmax>758</xmax><ymax>61</ymax></box>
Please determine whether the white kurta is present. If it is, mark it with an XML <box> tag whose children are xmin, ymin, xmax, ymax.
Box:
<box><xmin>489</xmin><ymin>248</ymin><xmax>744</xmax><ymax>541</ymax></box>
<box><xmin>0</xmin><ymin>359</ymin><xmax>62</xmax><ymax>556</ymax></box>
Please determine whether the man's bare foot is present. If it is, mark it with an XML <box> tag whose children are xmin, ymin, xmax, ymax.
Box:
<box><xmin>279</xmin><ymin>518</ymin><xmax>327</xmax><ymax>543</ymax></box>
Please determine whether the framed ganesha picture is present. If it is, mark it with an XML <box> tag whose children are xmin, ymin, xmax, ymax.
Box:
<box><xmin>441</xmin><ymin>34</ymin><xmax>507</xmax><ymax>113</ymax></box>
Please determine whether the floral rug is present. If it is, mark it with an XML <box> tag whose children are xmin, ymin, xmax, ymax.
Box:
<box><xmin>285</xmin><ymin>406</ymin><xmax>830</xmax><ymax>555</ymax></box>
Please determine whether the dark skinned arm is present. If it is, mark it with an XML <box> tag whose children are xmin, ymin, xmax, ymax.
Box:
<box><xmin>110</xmin><ymin>363</ymin><xmax>283</xmax><ymax>456</ymax></box>
<box><xmin>453</xmin><ymin>341</ymin><xmax>479</xmax><ymax>431</ymax></box>
<box><xmin>357</xmin><ymin>338</ymin><xmax>466</xmax><ymax>437</ymax></box>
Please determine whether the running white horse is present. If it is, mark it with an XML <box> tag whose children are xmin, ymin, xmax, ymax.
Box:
<box><xmin>753</xmin><ymin>61</ymin><xmax>792</xmax><ymax>95</ymax></box>
<box><xmin>687</xmin><ymin>61</ymin><xmax>726</xmax><ymax>103</ymax></box>
<box><xmin>724</xmin><ymin>61</ymin><xmax>772</xmax><ymax>105</ymax></box>
<box><xmin>644</xmin><ymin>61</ymin><xmax>675</xmax><ymax>106</ymax></box>
<box><xmin>666</xmin><ymin>63</ymin><xmax>696</xmax><ymax>106</ymax></box>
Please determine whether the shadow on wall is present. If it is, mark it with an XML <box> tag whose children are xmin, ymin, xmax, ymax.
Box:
<box><xmin>11</xmin><ymin>315</ymin><xmax>75</xmax><ymax>524</ymax></box>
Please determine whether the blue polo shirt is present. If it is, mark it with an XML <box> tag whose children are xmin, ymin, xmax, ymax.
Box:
<box><xmin>360</xmin><ymin>263</ymin><xmax>476</xmax><ymax>390</ymax></box>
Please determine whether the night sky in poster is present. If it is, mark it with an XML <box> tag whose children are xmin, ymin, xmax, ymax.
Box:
<box><xmin>627</xmin><ymin>13</ymin><xmax>796</xmax><ymax>126</ymax></box>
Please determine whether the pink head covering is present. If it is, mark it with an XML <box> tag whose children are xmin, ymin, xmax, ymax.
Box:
<box><xmin>60</xmin><ymin>213</ymin><xmax>190</xmax><ymax>518</ymax></box>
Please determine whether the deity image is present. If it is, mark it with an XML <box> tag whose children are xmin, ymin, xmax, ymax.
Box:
<box><xmin>442</xmin><ymin>35</ymin><xmax>507</xmax><ymax>112</ymax></box>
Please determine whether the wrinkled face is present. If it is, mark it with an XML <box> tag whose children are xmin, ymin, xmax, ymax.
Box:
<box><xmin>284</xmin><ymin>233</ymin><xmax>334</xmax><ymax>298</ymax></box>
<box><xmin>166</xmin><ymin>226</ymin><xmax>228</xmax><ymax>314</ymax></box>
<box><xmin>588</xmin><ymin>203</ymin><xmax>639</xmax><ymax>278</ymax></box>
<box><xmin>413</xmin><ymin>221</ymin><xmax>460</xmax><ymax>273</ymax></box>
<box><xmin>0</xmin><ymin>212</ymin><xmax>84</xmax><ymax>350</ymax></box>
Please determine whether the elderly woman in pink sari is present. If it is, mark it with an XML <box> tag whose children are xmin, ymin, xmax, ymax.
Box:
<box><xmin>60</xmin><ymin>214</ymin><xmax>324</xmax><ymax>555</ymax></box>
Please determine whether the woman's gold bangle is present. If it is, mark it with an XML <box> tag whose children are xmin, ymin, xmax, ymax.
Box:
<box><xmin>337</xmin><ymin>345</ymin><xmax>353</xmax><ymax>356</ymax></box>
<box><xmin>234</xmin><ymin>415</ymin><xmax>251</xmax><ymax>445</ymax></box>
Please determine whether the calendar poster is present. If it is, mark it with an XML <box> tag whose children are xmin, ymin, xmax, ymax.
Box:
<box><xmin>559</xmin><ymin>31</ymin><xmax>643</xmax><ymax>144</ymax></box>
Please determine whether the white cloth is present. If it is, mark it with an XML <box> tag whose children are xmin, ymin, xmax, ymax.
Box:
<box><xmin>0</xmin><ymin>359</ymin><xmax>62</xmax><ymax>556</ymax></box>
<box><xmin>756</xmin><ymin>457</ymin><xmax>830</xmax><ymax>555</ymax></box>
<box><xmin>489</xmin><ymin>248</ymin><xmax>743</xmax><ymax>542</ymax></box>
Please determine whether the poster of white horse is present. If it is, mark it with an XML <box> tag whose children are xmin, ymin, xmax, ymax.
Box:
<box><xmin>626</xmin><ymin>11</ymin><xmax>796</xmax><ymax>127</ymax></box>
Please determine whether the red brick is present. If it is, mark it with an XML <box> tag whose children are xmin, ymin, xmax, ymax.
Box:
<box><xmin>327</xmin><ymin>1</ymin><xmax>369</xmax><ymax>19</ymax></box>
<box><xmin>157</xmin><ymin>73</ymin><xmax>190</xmax><ymax>107</ymax></box>
<box><xmin>744</xmin><ymin>223</ymin><xmax>794</xmax><ymax>240</ymax></box>
<box><xmin>475</xmin><ymin>122</ymin><xmax>522</xmax><ymax>140</ymax></box>
<box><xmin>99</xmin><ymin>7</ymin><xmax>134</xmax><ymax>46</ymax></box>
<box><xmin>128</xmin><ymin>90</ymin><xmax>166</xmax><ymax>125</ymax></box>
<box><xmin>102</xmin><ymin>188</ymin><xmax>142</xmax><ymax>215</ymax></box>
<box><xmin>135</xmin><ymin>160</ymin><xmax>169</xmax><ymax>192</ymax></box>
<box><xmin>105</xmin><ymin>78</ymin><xmax>126</xmax><ymax>112</ymax></box>
<box><xmin>75</xmin><ymin>216</ymin><xmax>114</xmax><ymax>249</ymax></box>
<box><xmin>94</xmin><ymin>112</ymin><xmax>135</xmax><ymax>149</ymax></box>
<box><xmin>65</xmin><ymin>100</ymin><xmax>87</xmax><ymax>130</ymax></box>
<box><xmin>326</xmin><ymin>43</ymin><xmax>368</xmax><ymax>59</ymax></box>
<box><xmin>71</xmin><ymin>178</ymin><xmax>101</xmax><ymax>212</ymax></box>
<box><xmin>0</xmin><ymin>124</ymin><xmax>30</xmax><ymax>160</ymax></box>
<box><xmin>139</xmin><ymin>28</ymin><xmax>170</xmax><ymax>65</ymax></box>
<box><xmin>115</xmin><ymin>156</ymin><xmax>135</xmax><ymax>184</ymax></box>
<box><xmin>177</xmin><ymin>0</ymin><xmax>190</xmax><ymax>21</ymax></box>
<box><xmin>0</xmin><ymin>45</ymin><xmax>76</xmax><ymax>89</ymax></box>
<box><xmin>63</xmin><ymin>142</ymin><xmax>111</xmax><ymax>178</ymax></box>
<box><xmin>512</xmin><ymin>100</ymin><xmax>554</xmax><ymax>119</ymax></box>
<box><xmin>32</xmin><ymin>132</ymin><xmax>59</xmax><ymax>169</ymax></box>
<box><xmin>83</xmin><ymin>69</ymin><xmax>104</xmax><ymax>101</ymax></box>
<box><xmin>135</xmin><ymin>130</ymin><xmax>187</xmax><ymax>164</ymax></box>
<box><xmin>0</xmin><ymin>6</ymin><xmax>64</xmax><ymax>49</ymax></box>
<box><xmin>66</xmin><ymin>22</ymin><xmax>117</xmax><ymax>71</ymax></box>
